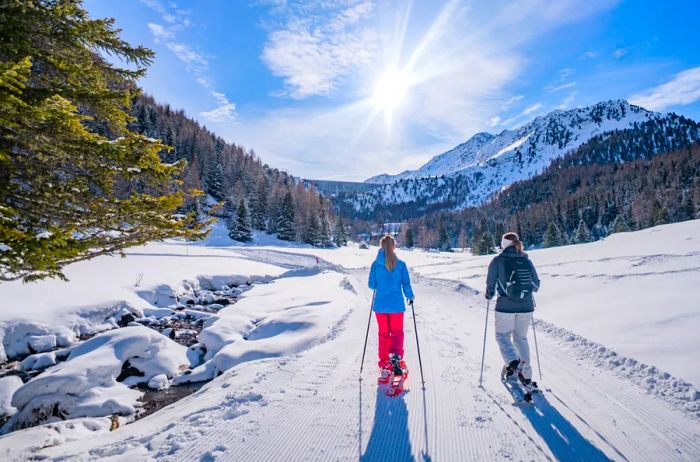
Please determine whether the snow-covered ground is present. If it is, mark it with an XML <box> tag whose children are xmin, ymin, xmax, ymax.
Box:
<box><xmin>0</xmin><ymin>220</ymin><xmax>698</xmax><ymax>460</ymax></box>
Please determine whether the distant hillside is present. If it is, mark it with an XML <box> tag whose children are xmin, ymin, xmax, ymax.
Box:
<box><xmin>399</xmin><ymin>118</ymin><xmax>700</xmax><ymax>250</ymax></box>
<box><xmin>129</xmin><ymin>95</ymin><xmax>336</xmax><ymax>245</ymax></box>
<box><xmin>304</xmin><ymin>179</ymin><xmax>381</xmax><ymax>196</ymax></box>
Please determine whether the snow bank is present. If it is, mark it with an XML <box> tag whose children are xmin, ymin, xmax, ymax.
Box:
<box><xmin>0</xmin><ymin>416</ymin><xmax>116</xmax><ymax>460</ymax></box>
<box><xmin>0</xmin><ymin>240</ymin><xmax>287</xmax><ymax>362</ymax></box>
<box><xmin>401</xmin><ymin>220</ymin><xmax>700</xmax><ymax>387</ymax></box>
<box><xmin>2</xmin><ymin>325</ymin><xmax>187</xmax><ymax>433</ymax></box>
<box><xmin>535</xmin><ymin>319</ymin><xmax>699</xmax><ymax>418</ymax></box>
<box><xmin>177</xmin><ymin>271</ymin><xmax>356</xmax><ymax>383</ymax></box>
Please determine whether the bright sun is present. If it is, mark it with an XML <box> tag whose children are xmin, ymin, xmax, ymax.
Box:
<box><xmin>372</xmin><ymin>70</ymin><xmax>409</xmax><ymax>113</ymax></box>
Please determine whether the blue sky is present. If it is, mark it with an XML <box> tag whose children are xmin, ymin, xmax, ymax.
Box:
<box><xmin>84</xmin><ymin>0</ymin><xmax>700</xmax><ymax>181</ymax></box>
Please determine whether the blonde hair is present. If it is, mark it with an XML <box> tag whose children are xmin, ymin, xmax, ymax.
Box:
<box><xmin>503</xmin><ymin>232</ymin><xmax>524</xmax><ymax>254</ymax></box>
<box><xmin>380</xmin><ymin>234</ymin><xmax>397</xmax><ymax>271</ymax></box>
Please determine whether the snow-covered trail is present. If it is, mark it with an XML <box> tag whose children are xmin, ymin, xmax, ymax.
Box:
<box><xmin>32</xmin><ymin>262</ymin><xmax>700</xmax><ymax>461</ymax></box>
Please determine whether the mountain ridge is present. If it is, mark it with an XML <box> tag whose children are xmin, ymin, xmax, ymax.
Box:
<box><xmin>331</xmin><ymin>100</ymin><xmax>700</xmax><ymax>221</ymax></box>
<box><xmin>366</xmin><ymin>99</ymin><xmax>657</xmax><ymax>184</ymax></box>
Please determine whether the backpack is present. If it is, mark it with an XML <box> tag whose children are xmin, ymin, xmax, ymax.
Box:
<box><xmin>502</xmin><ymin>256</ymin><xmax>533</xmax><ymax>300</ymax></box>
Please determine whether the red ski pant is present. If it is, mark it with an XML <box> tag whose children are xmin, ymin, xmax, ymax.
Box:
<box><xmin>375</xmin><ymin>312</ymin><xmax>404</xmax><ymax>367</ymax></box>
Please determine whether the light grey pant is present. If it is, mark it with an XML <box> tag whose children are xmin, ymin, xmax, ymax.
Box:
<box><xmin>495</xmin><ymin>311</ymin><xmax>533</xmax><ymax>380</ymax></box>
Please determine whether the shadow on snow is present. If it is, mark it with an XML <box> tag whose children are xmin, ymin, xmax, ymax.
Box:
<box><xmin>360</xmin><ymin>385</ymin><xmax>414</xmax><ymax>461</ymax></box>
<box><xmin>487</xmin><ymin>384</ymin><xmax>616</xmax><ymax>461</ymax></box>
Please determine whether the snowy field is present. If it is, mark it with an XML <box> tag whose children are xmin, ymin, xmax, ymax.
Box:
<box><xmin>0</xmin><ymin>220</ymin><xmax>698</xmax><ymax>460</ymax></box>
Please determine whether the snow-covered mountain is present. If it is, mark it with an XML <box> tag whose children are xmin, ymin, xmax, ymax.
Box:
<box><xmin>335</xmin><ymin>100</ymin><xmax>699</xmax><ymax>219</ymax></box>
<box><xmin>367</xmin><ymin>100</ymin><xmax>656</xmax><ymax>184</ymax></box>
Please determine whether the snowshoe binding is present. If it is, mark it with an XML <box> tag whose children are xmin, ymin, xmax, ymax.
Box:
<box><xmin>501</xmin><ymin>359</ymin><xmax>521</xmax><ymax>382</ymax></box>
<box><xmin>377</xmin><ymin>366</ymin><xmax>392</xmax><ymax>384</ymax></box>
<box><xmin>518</xmin><ymin>372</ymin><xmax>541</xmax><ymax>397</ymax></box>
<box><xmin>386</xmin><ymin>353</ymin><xmax>408</xmax><ymax>397</ymax></box>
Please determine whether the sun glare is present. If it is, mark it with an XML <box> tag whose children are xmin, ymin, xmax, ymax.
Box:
<box><xmin>372</xmin><ymin>70</ymin><xmax>409</xmax><ymax>114</ymax></box>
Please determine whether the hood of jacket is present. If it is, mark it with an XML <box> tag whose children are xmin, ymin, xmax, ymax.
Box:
<box><xmin>500</xmin><ymin>246</ymin><xmax>529</xmax><ymax>259</ymax></box>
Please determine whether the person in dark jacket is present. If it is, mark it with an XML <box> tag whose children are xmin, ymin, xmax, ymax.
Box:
<box><xmin>368</xmin><ymin>234</ymin><xmax>414</xmax><ymax>379</ymax></box>
<box><xmin>485</xmin><ymin>232</ymin><xmax>540</xmax><ymax>384</ymax></box>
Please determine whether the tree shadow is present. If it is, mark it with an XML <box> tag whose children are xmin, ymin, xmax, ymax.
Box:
<box><xmin>500</xmin><ymin>383</ymin><xmax>618</xmax><ymax>461</ymax></box>
<box><xmin>360</xmin><ymin>386</ymin><xmax>414</xmax><ymax>461</ymax></box>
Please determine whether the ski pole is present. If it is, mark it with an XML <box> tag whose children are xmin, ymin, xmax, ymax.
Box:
<box><xmin>532</xmin><ymin>318</ymin><xmax>542</xmax><ymax>382</ymax></box>
<box><xmin>410</xmin><ymin>300</ymin><xmax>426</xmax><ymax>389</ymax></box>
<box><xmin>532</xmin><ymin>297</ymin><xmax>542</xmax><ymax>382</ymax></box>
<box><xmin>359</xmin><ymin>290</ymin><xmax>376</xmax><ymax>380</ymax></box>
<box><xmin>478</xmin><ymin>299</ymin><xmax>490</xmax><ymax>388</ymax></box>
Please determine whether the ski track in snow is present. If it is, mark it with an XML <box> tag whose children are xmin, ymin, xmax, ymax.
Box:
<box><xmin>21</xmin><ymin>257</ymin><xmax>700</xmax><ymax>462</ymax></box>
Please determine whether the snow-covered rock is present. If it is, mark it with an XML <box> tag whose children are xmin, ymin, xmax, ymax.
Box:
<box><xmin>177</xmin><ymin>271</ymin><xmax>355</xmax><ymax>383</ymax></box>
<box><xmin>147</xmin><ymin>374</ymin><xmax>170</xmax><ymax>390</ymax></box>
<box><xmin>0</xmin><ymin>376</ymin><xmax>23</xmax><ymax>417</ymax></box>
<box><xmin>2</xmin><ymin>325</ymin><xmax>187</xmax><ymax>433</ymax></box>
<box><xmin>0</xmin><ymin>322</ymin><xmax>75</xmax><ymax>362</ymax></box>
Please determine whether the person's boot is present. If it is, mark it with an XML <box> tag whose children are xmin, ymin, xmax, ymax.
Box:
<box><xmin>504</xmin><ymin>359</ymin><xmax>520</xmax><ymax>379</ymax></box>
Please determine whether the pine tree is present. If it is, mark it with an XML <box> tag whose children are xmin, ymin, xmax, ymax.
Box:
<box><xmin>318</xmin><ymin>207</ymin><xmax>332</xmax><ymax>247</ymax></box>
<box><xmin>543</xmin><ymin>223</ymin><xmax>563</xmax><ymax>248</ymax></box>
<box><xmin>405</xmin><ymin>227</ymin><xmax>415</xmax><ymax>248</ymax></box>
<box><xmin>681</xmin><ymin>194</ymin><xmax>695</xmax><ymax>220</ymax></box>
<box><xmin>437</xmin><ymin>219</ymin><xmax>451</xmax><ymax>251</ymax></box>
<box><xmin>333</xmin><ymin>215</ymin><xmax>348</xmax><ymax>246</ymax></box>
<box><xmin>651</xmin><ymin>200</ymin><xmax>669</xmax><ymax>225</ymax></box>
<box><xmin>229</xmin><ymin>200</ymin><xmax>252</xmax><ymax>242</ymax></box>
<box><xmin>304</xmin><ymin>213</ymin><xmax>321</xmax><ymax>246</ymax></box>
<box><xmin>251</xmin><ymin>179</ymin><xmax>269</xmax><ymax>231</ymax></box>
<box><xmin>611</xmin><ymin>214</ymin><xmax>629</xmax><ymax>234</ymax></box>
<box><xmin>573</xmin><ymin>219</ymin><xmax>591</xmax><ymax>243</ymax></box>
<box><xmin>222</xmin><ymin>197</ymin><xmax>237</xmax><ymax>228</ymax></box>
<box><xmin>0</xmin><ymin>1</ymin><xmax>204</xmax><ymax>281</ymax></box>
<box><xmin>472</xmin><ymin>231</ymin><xmax>494</xmax><ymax>255</ymax></box>
<box><xmin>207</xmin><ymin>139</ymin><xmax>225</xmax><ymax>200</ymax></box>
<box><xmin>276</xmin><ymin>192</ymin><xmax>296</xmax><ymax>241</ymax></box>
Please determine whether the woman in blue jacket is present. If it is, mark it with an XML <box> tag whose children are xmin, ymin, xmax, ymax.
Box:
<box><xmin>368</xmin><ymin>235</ymin><xmax>414</xmax><ymax>377</ymax></box>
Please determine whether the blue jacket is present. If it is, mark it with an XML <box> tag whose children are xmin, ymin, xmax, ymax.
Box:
<box><xmin>485</xmin><ymin>246</ymin><xmax>540</xmax><ymax>313</ymax></box>
<box><xmin>368</xmin><ymin>250</ymin><xmax>414</xmax><ymax>313</ymax></box>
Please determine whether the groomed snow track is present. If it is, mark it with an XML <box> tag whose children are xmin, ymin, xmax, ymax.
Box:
<box><xmin>22</xmin><ymin>261</ymin><xmax>699</xmax><ymax>462</ymax></box>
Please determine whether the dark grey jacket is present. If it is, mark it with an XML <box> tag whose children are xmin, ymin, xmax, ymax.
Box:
<box><xmin>485</xmin><ymin>247</ymin><xmax>540</xmax><ymax>313</ymax></box>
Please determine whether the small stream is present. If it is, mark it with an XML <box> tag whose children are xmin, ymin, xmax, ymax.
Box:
<box><xmin>0</xmin><ymin>281</ymin><xmax>257</xmax><ymax>432</ymax></box>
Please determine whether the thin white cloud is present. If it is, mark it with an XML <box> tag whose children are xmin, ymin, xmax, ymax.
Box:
<box><xmin>523</xmin><ymin>102</ymin><xmax>543</xmax><ymax>115</ymax></box>
<box><xmin>558</xmin><ymin>68</ymin><xmax>575</xmax><ymax>80</ymax></box>
<box><xmin>613</xmin><ymin>47</ymin><xmax>629</xmax><ymax>59</ymax></box>
<box><xmin>504</xmin><ymin>95</ymin><xmax>525</xmax><ymax>109</ymax></box>
<box><xmin>546</xmin><ymin>81</ymin><xmax>577</xmax><ymax>92</ymax></box>
<box><xmin>142</xmin><ymin>2</ymin><xmax>207</xmax><ymax>71</ymax></box>
<box><xmin>165</xmin><ymin>42</ymin><xmax>208</xmax><ymax>71</ymax></box>
<box><xmin>147</xmin><ymin>22</ymin><xmax>172</xmax><ymax>41</ymax></box>
<box><xmin>261</xmin><ymin>1</ymin><xmax>378</xmax><ymax>99</ymax></box>
<box><xmin>557</xmin><ymin>91</ymin><xmax>577</xmax><ymax>109</ymax></box>
<box><xmin>200</xmin><ymin>92</ymin><xmax>237</xmax><ymax>122</ymax></box>
<box><xmin>140</xmin><ymin>0</ymin><xmax>178</xmax><ymax>23</ymax></box>
<box><xmin>630</xmin><ymin>66</ymin><xmax>700</xmax><ymax>110</ymax></box>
